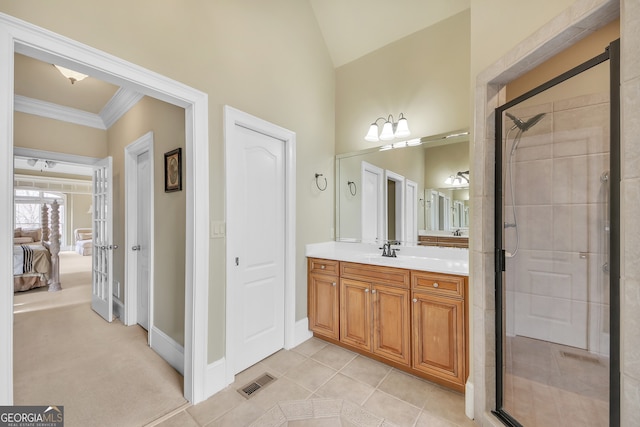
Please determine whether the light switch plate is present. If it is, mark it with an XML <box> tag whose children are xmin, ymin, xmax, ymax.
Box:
<box><xmin>211</xmin><ymin>220</ymin><xmax>226</xmax><ymax>238</ymax></box>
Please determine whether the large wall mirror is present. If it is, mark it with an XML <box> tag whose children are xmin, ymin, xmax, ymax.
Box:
<box><xmin>336</xmin><ymin>130</ymin><xmax>469</xmax><ymax>245</ymax></box>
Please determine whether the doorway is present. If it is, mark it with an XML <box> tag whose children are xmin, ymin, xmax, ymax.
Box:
<box><xmin>0</xmin><ymin>15</ymin><xmax>210</xmax><ymax>404</ymax></box>
<box><xmin>494</xmin><ymin>41</ymin><xmax>620</xmax><ymax>426</ymax></box>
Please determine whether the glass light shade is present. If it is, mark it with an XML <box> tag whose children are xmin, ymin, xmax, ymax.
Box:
<box><xmin>54</xmin><ymin>65</ymin><xmax>88</xmax><ymax>84</ymax></box>
<box><xmin>394</xmin><ymin>117</ymin><xmax>410</xmax><ymax>138</ymax></box>
<box><xmin>365</xmin><ymin>123</ymin><xmax>380</xmax><ymax>142</ymax></box>
<box><xmin>379</xmin><ymin>121</ymin><xmax>395</xmax><ymax>140</ymax></box>
<box><xmin>444</xmin><ymin>175</ymin><xmax>454</xmax><ymax>185</ymax></box>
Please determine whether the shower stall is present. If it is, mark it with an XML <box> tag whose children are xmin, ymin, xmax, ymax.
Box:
<box><xmin>494</xmin><ymin>40</ymin><xmax>620</xmax><ymax>426</ymax></box>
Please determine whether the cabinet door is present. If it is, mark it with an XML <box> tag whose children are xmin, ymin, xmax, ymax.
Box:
<box><xmin>308</xmin><ymin>273</ymin><xmax>339</xmax><ymax>339</ymax></box>
<box><xmin>412</xmin><ymin>292</ymin><xmax>465</xmax><ymax>386</ymax></box>
<box><xmin>340</xmin><ymin>278</ymin><xmax>371</xmax><ymax>351</ymax></box>
<box><xmin>372</xmin><ymin>284</ymin><xmax>410</xmax><ymax>366</ymax></box>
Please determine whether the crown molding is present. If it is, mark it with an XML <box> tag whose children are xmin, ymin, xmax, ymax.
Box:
<box><xmin>14</xmin><ymin>88</ymin><xmax>143</xmax><ymax>130</ymax></box>
<box><xmin>100</xmin><ymin>87</ymin><xmax>144</xmax><ymax>128</ymax></box>
<box><xmin>14</xmin><ymin>94</ymin><xmax>106</xmax><ymax>129</ymax></box>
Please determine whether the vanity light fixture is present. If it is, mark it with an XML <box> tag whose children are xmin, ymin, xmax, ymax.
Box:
<box><xmin>364</xmin><ymin>113</ymin><xmax>410</xmax><ymax>142</ymax></box>
<box><xmin>445</xmin><ymin>170</ymin><xmax>470</xmax><ymax>186</ymax></box>
<box><xmin>53</xmin><ymin>64</ymin><xmax>89</xmax><ymax>84</ymax></box>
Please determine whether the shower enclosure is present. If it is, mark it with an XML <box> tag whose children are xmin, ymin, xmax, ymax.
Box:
<box><xmin>494</xmin><ymin>40</ymin><xmax>620</xmax><ymax>426</ymax></box>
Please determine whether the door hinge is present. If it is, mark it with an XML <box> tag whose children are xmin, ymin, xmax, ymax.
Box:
<box><xmin>235</xmin><ymin>257</ymin><xmax>239</xmax><ymax>266</ymax></box>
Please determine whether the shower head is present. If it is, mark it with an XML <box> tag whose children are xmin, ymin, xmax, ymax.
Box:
<box><xmin>506</xmin><ymin>112</ymin><xmax>546</xmax><ymax>132</ymax></box>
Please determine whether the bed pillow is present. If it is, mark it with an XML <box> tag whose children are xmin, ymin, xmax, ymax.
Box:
<box><xmin>20</xmin><ymin>229</ymin><xmax>41</xmax><ymax>242</ymax></box>
<box><xmin>78</xmin><ymin>232</ymin><xmax>92</xmax><ymax>241</ymax></box>
<box><xmin>14</xmin><ymin>228</ymin><xmax>22</xmax><ymax>237</ymax></box>
<box><xmin>14</xmin><ymin>236</ymin><xmax>34</xmax><ymax>244</ymax></box>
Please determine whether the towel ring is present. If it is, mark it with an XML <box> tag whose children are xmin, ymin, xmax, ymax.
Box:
<box><xmin>315</xmin><ymin>173</ymin><xmax>327</xmax><ymax>191</ymax></box>
<box><xmin>347</xmin><ymin>181</ymin><xmax>357</xmax><ymax>196</ymax></box>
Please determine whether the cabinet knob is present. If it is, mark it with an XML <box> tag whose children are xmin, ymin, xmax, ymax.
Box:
<box><xmin>364</xmin><ymin>288</ymin><xmax>369</xmax><ymax>293</ymax></box>
<box><xmin>433</xmin><ymin>282</ymin><xmax>439</xmax><ymax>288</ymax></box>
<box><xmin>371</xmin><ymin>289</ymin><xmax>376</xmax><ymax>294</ymax></box>
<box><xmin>412</xmin><ymin>298</ymin><xmax>418</xmax><ymax>303</ymax></box>
<box><xmin>320</xmin><ymin>265</ymin><xmax>325</xmax><ymax>269</ymax></box>
<box><xmin>332</xmin><ymin>282</ymin><xmax>336</xmax><ymax>287</ymax></box>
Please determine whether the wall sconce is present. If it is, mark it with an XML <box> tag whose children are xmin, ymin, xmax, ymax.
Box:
<box><xmin>364</xmin><ymin>113</ymin><xmax>410</xmax><ymax>142</ymax></box>
<box><xmin>53</xmin><ymin>64</ymin><xmax>88</xmax><ymax>84</ymax></box>
<box><xmin>444</xmin><ymin>170</ymin><xmax>470</xmax><ymax>186</ymax></box>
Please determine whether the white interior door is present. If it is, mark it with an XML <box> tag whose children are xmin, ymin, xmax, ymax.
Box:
<box><xmin>361</xmin><ymin>162</ymin><xmax>384</xmax><ymax>243</ymax></box>
<box><xmin>228</xmin><ymin>122</ymin><xmax>286</xmax><ymax>374</ymax></box>
<box><xmin>136</xmin><ymin>151</ymin><xmax>151</xmax><ymax>330</ymax></box>
<box><xmin>92</xmin><ymin>156</ymin><xmax>114</xmax><ymax>322</ymax></box>
<box><xmin>405</xmin><ymin>180</ymin><xmax>418</xmax><ymax>245</ymax></box>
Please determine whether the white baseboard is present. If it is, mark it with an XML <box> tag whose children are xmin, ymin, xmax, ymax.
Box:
<box><xmin>465</xmin><ymin>381</ymin><xmax>474</xmax><ymax>419</ymax></box>
<box><xmin>113</xmin><ymin>297</ymin><xmax>124</xmax><ymax>320</ymax></box>
<box><xmin>151</xmin><ymin>326</ymin><xmax>184</xmax><ymax>375</ymax></box>
<box><xmin>293</xmin><ymin>317</ymin><xmax>312</xmax><ymax>348</ymax></box>
<box><xmin>204</xmin><ymin>358</ymin><xmax>227</xmax><ymax>400</ymax></box>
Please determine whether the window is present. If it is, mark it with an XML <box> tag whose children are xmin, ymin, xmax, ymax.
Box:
<box><xmin>14</xmin><ymin>190</ymin><xmax>66</xmax><ymax>245</ymax></box>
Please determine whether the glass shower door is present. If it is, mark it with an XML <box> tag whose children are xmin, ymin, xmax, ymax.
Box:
<box><xmin>494</xmin><ymin>42</ymin><xmax>619</xmax><ymax>427</ymax></box>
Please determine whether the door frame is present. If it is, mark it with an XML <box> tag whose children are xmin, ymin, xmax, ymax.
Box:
<box><xmin>223</xmin><ymin>105</ymin><xmax>296</xmax><ymax>385</ymax></box>
<box><xmin>0</xmin><ymin>14</ymin><xmax>210</xmax><ymax>404</ymax></box>
<box><xmin>124</xmin><ymin>132</ymin><xmax>155</xmax><ymax>335</ymax></box>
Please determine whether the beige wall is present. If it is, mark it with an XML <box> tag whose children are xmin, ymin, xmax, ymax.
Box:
<box><xmin>507</xmin><ymin>18</ymin><xmax>620</xmax><ymax>101</ymax></box>
<box><xmin>13</xmin><ymin>112</ymin><xmax>107</xmax><ymax>158</ymax></box>
<box><xmin>0</xmin><ymin>0</ymin><xmax>335</xmax><ymax>363</ymax></box>
<box><xmin>335</xmin><ymin>10</ymin><xmax>471</xmax><ymax>155</ymax></box>
<box><xmin>108</xmin><ymin>97</ymin><xmax>186</xmax><ymax>346</ymax></box>
<box><xmin>424</xmin><ymin>141</ymin><xmax>470</xmax><ymax>191</ymax></box>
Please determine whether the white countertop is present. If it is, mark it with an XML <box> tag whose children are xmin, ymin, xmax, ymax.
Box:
<box><xmin>305</xmin><ymin>241</ymin><xmax>469</xmax><ymax>276</ymax></box>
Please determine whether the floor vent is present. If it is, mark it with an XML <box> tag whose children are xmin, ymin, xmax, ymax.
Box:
<box><xmin>237</xmin><ymin>373</ymin><xmax>276</xmax><ymax>399</ymax></box>
<box><xmin>560</xmin><ymin>351</ymin><xmax>601</xmax><ymax>364</ymax></box>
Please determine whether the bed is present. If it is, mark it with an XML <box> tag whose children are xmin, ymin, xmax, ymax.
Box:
<box><xmin>13</xmin><ymin>202</ymin><xmax>61</xmax><ymax>292</ymax></box>
<box><xmin>74</xmin><ymin>228</ymin><xmax>93</xmax><ymax>256</ymax></box>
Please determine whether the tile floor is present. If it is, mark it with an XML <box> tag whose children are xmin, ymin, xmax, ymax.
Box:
<box><xmin>502</xmin><ymin>336</ymin><xmax>609</xmax><ymax>426</ymax></box>
<box><xmin>153</xmin><ymin>338</ymin><xmax>475</xmax><ymax>427</ymax></box>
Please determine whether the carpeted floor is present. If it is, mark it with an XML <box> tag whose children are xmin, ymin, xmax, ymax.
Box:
<box><xmin>13</xmin><ymin>251</ymin><xmax>92</xmax><ymax>314</ymax></box>
<box><xmin>13</xmin><ymin>252</ymin><xmax>187</xmax><ymax>426</ymax></box>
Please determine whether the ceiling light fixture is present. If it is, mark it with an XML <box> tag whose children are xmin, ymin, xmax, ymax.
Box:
<box><xmin>27</xmin><ymin>158</ymin><xmax>38</xmax><ymax>166</ymax></box>
<box><xmin>365</xmin><ymin>113</ymin><xmax>410</xmax><ymax>142</ymax></box>
<box><xmin>53</xmin><ymin>64</ymin><xmax>88</xmax><ymax>84</ymax></box>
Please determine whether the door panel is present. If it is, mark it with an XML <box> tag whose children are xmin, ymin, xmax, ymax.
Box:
<box><xmin>340</xmin><ymin>278</ymin><xmax>370</xmax><ymax>351</ymax></box>
<box><xmin>308</xmin><ymin>273</ymin><xmax>339</xmax><ymax>339</ymax></box>
<box><xmin>91</xmin><ymin>156</ymin><xmax>114</xmax><ymax>322</ymax></box>
<box><xmin>136</xmin><ymin>151</ymin><xmax>151</xmax><ymax>330</ymax></box>
<box><xmin>230</xmin><ymin>124</ymin><xmax>285</xmax><ymax>374</ymax></box>
<box><xmin>372</xmin><ymin>284</ymin><xmax>410</xmax><ymax>365</ymax></box>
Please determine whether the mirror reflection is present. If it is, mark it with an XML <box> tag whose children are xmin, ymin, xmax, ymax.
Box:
<box><xmin>336</xmin><ymin>130</ymin><xmax>469</xmax><ymax>246</ymax></box>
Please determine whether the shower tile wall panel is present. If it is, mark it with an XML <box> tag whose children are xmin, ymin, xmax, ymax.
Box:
<box><xmin>505</xmin><ymin>93</ymin><xmax>610</xmax><ymax>355</ymax></box>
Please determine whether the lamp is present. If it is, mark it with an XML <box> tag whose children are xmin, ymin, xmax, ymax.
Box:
<box><xmin>365</xmin><ymin>113</ymin><xmax>410</xmax><ymax>142</ymax></box>
<box><xmin>444</xmin><ymin>170</ymin><xmax>470</xmax><ymax>186</ymax></box>
<box><xmin>53</xmin><ymin>64</ymin><xmax>88</xmax><ymax>84</ymax></box>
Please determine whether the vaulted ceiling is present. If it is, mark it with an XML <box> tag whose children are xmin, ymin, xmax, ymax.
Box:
<box><xmin>13</xmin><ymin>1</ymin><xmax>470</xmax><ymax>136</ymax></box>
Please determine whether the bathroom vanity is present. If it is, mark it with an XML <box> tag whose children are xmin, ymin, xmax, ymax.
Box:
<box><xmin>306</xmin><ymin>242</ymin><xmax>469</xmax><ymax>392</ymax></box>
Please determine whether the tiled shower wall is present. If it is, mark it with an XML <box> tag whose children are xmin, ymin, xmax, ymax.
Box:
<box><xmin>504</xmin><ymin>94</ymin><xmax>611</xmax><ymax>356</ymax></box>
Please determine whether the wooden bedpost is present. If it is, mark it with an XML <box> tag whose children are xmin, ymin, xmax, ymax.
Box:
<box><xmin>41</xmin><ymin>204</ymin><xmax>49</xmax><ymax>243</ymax></box>
<box><xmin>48</xmin><ymin>200</ymin><xmax>61</xmax><ymax>292</ymax></box>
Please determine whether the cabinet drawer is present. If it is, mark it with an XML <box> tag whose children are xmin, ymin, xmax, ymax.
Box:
<box><xmin>341</xmin><ymin>262</ymin><xmax>410</xmax><ymax>288</ymax></box>
<box><xmin>411</xmin><ymin>271</ymin><xmax>465</xmax><ymax>298</ymax></box>
<box><xmin>308</xmin><ymin>258</ymin><xmax>339</xmax><ymax>276</ymax></box>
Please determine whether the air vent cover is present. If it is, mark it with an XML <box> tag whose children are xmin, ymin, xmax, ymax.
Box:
<box><xmin>237</xmin><ymin>373</ymin><xmax>276</xmax><ymax>399</ymax></box>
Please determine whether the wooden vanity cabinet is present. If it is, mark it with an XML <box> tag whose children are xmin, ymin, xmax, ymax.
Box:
<box><xmin>307</xmin><ymin>257</ymin><xmax>467</xmax><ymax>392</ymax></box>
<box><xmin>307</xmin><ymin>258</ymin><xmax>339</xmax><ymax>340</ymax></box>
<box><xmin>411</xmin><ymin>271</ymin><xmax>468</xmax><ymax>392</ymax></box>
<box><xmin>340</xmin><ymin>262</ymin><xmax>411</xmax><ymax>366</ymax></box>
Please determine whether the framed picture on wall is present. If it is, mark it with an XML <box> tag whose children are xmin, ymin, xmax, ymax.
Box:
<box><xmin>164</xmin><ymin>148</ymin><xmax>182</xmax><ymax>192</ymax></box>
